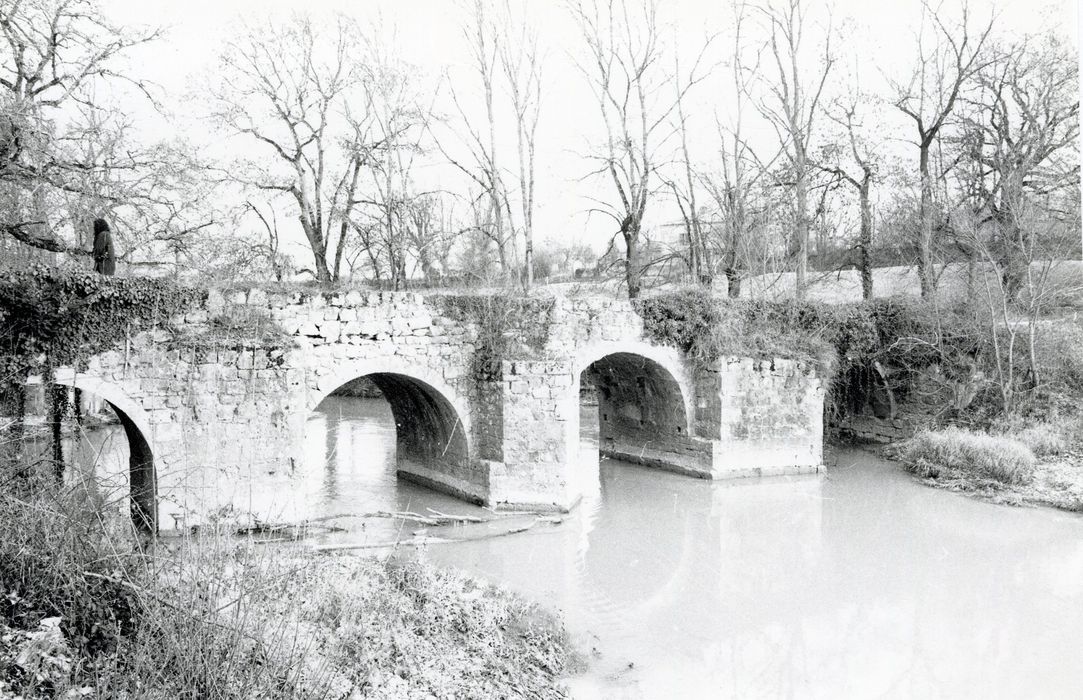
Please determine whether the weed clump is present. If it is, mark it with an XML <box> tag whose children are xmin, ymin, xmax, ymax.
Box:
<box><xmin>891</xmin><ymin>427</ymin><xmax>1037</xmax><ymax>485</ymax></box>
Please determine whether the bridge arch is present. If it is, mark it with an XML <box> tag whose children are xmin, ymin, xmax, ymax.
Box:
<box><xmin>50</xmin><ymin>370</ymin><xmax>157</xmax><ymax>534</ymax></box>
<box><xmin>573</xmin><ymin>341</ymin><xmax>695</xmax><ymax>428</ymax></box>
<box><xmin>306</xmin><ymin>360</ymin><xmax>480</xmax><ymax>502</ymax></box>
<box><xmin>570</xmin><ymin>341</ymin><xmax>710</xmax><ymax>479</ymax></box>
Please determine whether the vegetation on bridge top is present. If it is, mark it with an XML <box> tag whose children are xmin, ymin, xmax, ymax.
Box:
<box><xmin>634</xmin><ymin>289</ymin><xmax>1082</xmax><ymax>426</ymax></box>
<box><xmin>634</xmin><ymin>289</ymin><xmax>981</xmax><ymax>378</ymax></box>
<box><xmin>0</xmin><ymin>265</ymin><xmax>203</xmax><ymax>378</ymax></box>
<box><xmin>0</xmin><ymin>267</ymin><xmax>298</xmax><ymax>389</ymax></box>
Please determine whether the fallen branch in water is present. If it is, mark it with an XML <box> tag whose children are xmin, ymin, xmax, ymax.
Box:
<box><xmin>235</xmin><ymin>522</ymin><xmax>347</xmax><ymax>539</ymax></box>
<box><xmin>311</xmin><ymin>516</ymin><xmax>562</xmax><ymax>553</ymax></box>
<box><xmin>240</xmin><ymin>508</ymin><xmax>550</xmax><ymax>537</ymax></box>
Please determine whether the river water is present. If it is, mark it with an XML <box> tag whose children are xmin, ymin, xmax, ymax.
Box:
<box><xmin>75</xmin><ymin>397</ymin><xmax>1083</xmax><ymax>698</ymax></box>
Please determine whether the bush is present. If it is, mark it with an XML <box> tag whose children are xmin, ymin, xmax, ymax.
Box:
<box><xmin>992</xmin><ymin>412</ymin><xmax>1079</xmax><ymax>456</ymax></box>
<box><xmin>891</xmin><ymin>427</ymin><xmax>1037</xmax><ymax>485</ymax></box>
<box><xmin>633</xmin><ymin>292</ymin><xmax>986</xmax><ymax>425</ymax></box>
<box><xmin>1033</xmin><ymin>320</ymin><xmax>1083</xmax><ymax>397</ymax></box>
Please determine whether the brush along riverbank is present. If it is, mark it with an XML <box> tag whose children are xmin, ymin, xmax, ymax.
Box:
<box><xmin>0</xmin><ymin>473</ymin><xmax>581</xmax><ymax>700</ymax></box>
<box><xmin>887</xmin><ymin>422</ymin><xmax>1083</xmax><ymax>513</ymax></box>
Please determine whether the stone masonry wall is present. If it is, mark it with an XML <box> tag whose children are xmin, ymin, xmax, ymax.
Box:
<box><xmin>55</xmin><ymin>288</ymin><xmax>828</xmax><ymax>526</ymax></box>
<box><xmin>697</xmin><ymin>357</ymin><xmax>824</xmax><ymax>477</ymax></box>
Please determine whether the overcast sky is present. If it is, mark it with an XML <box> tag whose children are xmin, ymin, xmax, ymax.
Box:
<box><xmin>94</xmin><ymin>0</ymin><xmax>1079</xmax><ymax>262</ymax></box>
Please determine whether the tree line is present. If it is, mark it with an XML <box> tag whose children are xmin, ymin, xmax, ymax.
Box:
<box><xmin>0</xmin><ymin>0</ymin><xmax>1078</xmax><ymax>302</ymax></box>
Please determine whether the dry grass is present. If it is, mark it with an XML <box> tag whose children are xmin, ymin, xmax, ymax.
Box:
<box><xmin>889</xmin><ymin>422</ymin><xmax>1083</xmax><ymax>513</ymax></box>
<box><xmin>0</xmin><ymin>457</ymin><xmax>579</xmax><ymax>699</ymax></box>
<box><xmin>890</xmin><ymin>427</ymin><xmax>1037</xmax><ymax>485</ymax></box>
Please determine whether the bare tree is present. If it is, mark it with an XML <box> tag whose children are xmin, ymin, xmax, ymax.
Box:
<box><xmin>497</xmin><ymin>1</ymin><xmax>543</xmax><ymax>290</ymax></box>
<box><xmin>210</xmin><ymin>15</ymin><xmax>372</xmax><ymax>283</ymax></box>
<box><xmin>0</xmin><ymin>0</ymin><xmax>213</xmax><ymax>266</ymax></box>
<box><xmin>667</xmin><ymin>49</ymin><xmax>708</xmax><ymax>284</ymax></box>
<box><xmin>438</xmin><ymin>0</ymin><xmax>514</xmax><ymax>279</ymax></box>
<box><xmin>818</xmin><ymin>93</ymin><xmax>881</xmax><ymax>299</ymax></box>
<box><xmin>439</xmin><ymin>1</ymin><xmax>545</xmax><ymax>290</ymax></box>
<box><xmin>700</xmin><ymin>0</ymin><xmax>780</xmax><ymax>298</ymax></box>
<box><xmin>956</xmin><ymin>35</ymin><xmax>1079</xmax><ymax>301</ymax></box>
<box><xmin>349</xmin><ymin>34</ymin><xmax>438</xmax><ymax>290</ymax></box>
<box><xmin>890</xmin><ymin>0</ymin><xmax>995</xmax><ymax>299</ymax></box>
<box><xmin>244</xmin><ymin>200</ymin><xmax>293</xmax><ymax>281</ymax></box>
<box><xmin>401</xmin><ymin>193</ymin><xmax>458</xmax><ymax>284</ymax></box>
<box><xmin>754</xmin><ymin>0</ymin><xmax>835</xmax><ymax>299</ymax></box>
<box><xmin>570</xmin><ymin>0</ymin><xmax>712</xmax><ymax>298</ymax></box>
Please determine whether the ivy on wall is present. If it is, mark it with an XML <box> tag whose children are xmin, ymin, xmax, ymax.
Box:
<box><xmin>0</xmin><ymin>266</ymin><xmax>204</xmax><ymax>463</ymax></box>
<box><xmin>0</xmin><ymin>265</ymin><xmax>203</xmax><ymax>379</ymax></box>
<box><xmin>633</xmin><ymin>290</ymin><xmax>988</xmax><ymax>423</ymax></box>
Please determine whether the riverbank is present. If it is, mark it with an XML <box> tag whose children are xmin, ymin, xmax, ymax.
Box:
<box><xmin>0</xmin><ymin>476</ymin><xmax>580</xmax><ymax>699</ymax></box>
<box><xmin>886</xmin><ymin>422</ymin><xmax>1083</xmax><ymax>513</ymax></box>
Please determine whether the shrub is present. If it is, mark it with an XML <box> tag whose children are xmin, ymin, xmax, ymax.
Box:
<box><xmin>287</xmin><ymin>555</ymin><xmax>578</xmax><ymax>699</ymax></box>
<box><xmin>0</xmin><ymin>472</ymin><xmax>143</xmax><ymax>660</ymax></box>
<box><xmin>1032</xmin><ymin>320</ymin><xmax>1083</xmax><ymax>397</ymax></box>
<box><xmin>891</xmin><ymin>427</ymin><xmax>1037</xmax><ymax>485</ymax></box>
<box><xmin>632</xmin><ymin>292</ymin><xmax>988</xmax><ymax>426</ymax></box>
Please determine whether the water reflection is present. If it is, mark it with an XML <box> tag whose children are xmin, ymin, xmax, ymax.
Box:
<box><xmin>74</xmin><ymin>397</ymin><xmax>1083</xmax><ymax>698</ymax></box>
<box><xmin>38</xmin><ymin>425</ymin><xmax>132</xmax><ymax>523</ymax></box>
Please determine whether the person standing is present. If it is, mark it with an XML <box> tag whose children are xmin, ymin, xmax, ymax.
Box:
<box><xmin>92</xmin><ymin>218</ymin><xmax>116</xmax><ymax>275</ymax></box>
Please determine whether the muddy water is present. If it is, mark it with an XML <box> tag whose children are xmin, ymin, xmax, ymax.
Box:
<box><xmin>76</xmin><ymin>397</ymin><xmax>1083</xmax><ymax>698</ymax></box>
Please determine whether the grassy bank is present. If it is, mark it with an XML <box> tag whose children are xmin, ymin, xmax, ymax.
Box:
<box><xmin>0</xmin><ymin>469</ymin><xmax>580</xmax><ymax>699</ymax></box>
<box><xmin>888</xmin><ymin>420</ymin><xmax>1083</xmax><ymax>512</ymax></box>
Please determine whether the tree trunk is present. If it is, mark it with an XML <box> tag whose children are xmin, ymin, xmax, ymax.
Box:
<box><xmin>418</xmin><ymin>244</ymin><xmax>437</xmax><ymax>284</ymax></box>
<box><xmin>725</xmin><ymin>264</ymin><xmax>742</xmax><ymax>298</ymax></box>
<box><xmin>524</xmin><ymin>238</ymin><xmax>534</xmax><ymax>290</ymax></box>
<box><xmin>4</xmin><ymin>381</ymin><xmax>28</xmax><ymax>479</ymax></box>
<box><xmin>49</xmin><ymin>383</ymin><xmax>66</xmax><ymax>484</ymax></box>
<box><xmin>794</xmin><ymin>167</ymin><xmax>809</xmax><ymax>299</ymax></box>
<box><xmin>493</xmin><ymin>235</ymin><xmax>508</xmax><ymax>274</ymax></box>
<box><xmin>918</xmin><ymin>143</ymin><xmax>935</xmax><ymax>298</ymax></box>
<box><xmin>966</xmin><ymin>250</ymin><xmax>978</xmax><ymax>304</ymax></box>
<box><xmin>301</xmin><ymin>218</ymin><xmax>332</xmax><ymax>283</ymax></box>
<box><xmin>998</xmin><ymin>173</ymin><xmax>1029</xmax><ymax>303</ymax></box>
<box><xmin>999</xmin><ymin>222</ymin><xmax>1027</xmax><ymax>303</ymax></box>
<box><xmin>698</xmin><ymin>227</ymin><xmax>714</xmax><ymax>284</ymax></box>
<box><xmin>625</xmin><ymin>229</ymin><xmax>642</xmax><ymax>299</ymax></box>
<box><xmin>684</xmin><ymin>221</ymin><xmax>699</xmax><ymax>283</ymax></box>
<box><xmin>859</xmin><ymin>179</ymin><xmax>873</xmax><ymax>300</ymax></box>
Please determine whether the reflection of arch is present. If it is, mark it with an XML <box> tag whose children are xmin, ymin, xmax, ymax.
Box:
<box><xmin>51</xmin><ymin>371</ymin><xmax>157</xmax><ymax>534</ymax></box>
<box><xmin>309</xmin><ymin>360</ymin><xmax>475</xmax><ymax>498</ymax></box>
<box><xmin>579</xmin><ymin>464</ymin><xmax>704</xmax><ymax>613</ymax></box>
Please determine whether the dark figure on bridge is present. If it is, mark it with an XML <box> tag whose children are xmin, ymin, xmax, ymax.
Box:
<box><xmin>92</xmin><ymin>218</ymin><xmax>116</xmax><ymax>275</ymax></box>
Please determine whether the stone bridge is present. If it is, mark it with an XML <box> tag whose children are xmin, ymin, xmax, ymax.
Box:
<box><xmin>46</xmin><ymin>289</ymin><xmax>825</xmax><ymax>532</ymax></box>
